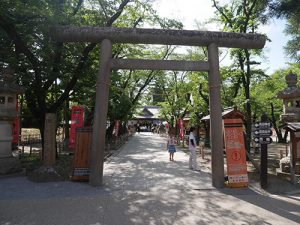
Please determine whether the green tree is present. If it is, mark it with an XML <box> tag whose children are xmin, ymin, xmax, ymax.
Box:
<box><xmin>157</xmin><ymin>70</ymin><xmax>191</xmax><ymax>128</ymax></box>
<box><xmin>269</xmin><ymin>0</ymin><xmax>300</xmax><ymax>61</ymax></box>
<box><xmin>154</xmin><ymin>47</ymin><xmax>208</xmax><ymax>141</ymax></box>
<box><xmin>0</xmin><ymin>0</ymin><xmax>182</xmax><ymax>151</ymax></box>
<box><xmin>252</xmin><ymin>63</ymin><xmax>300</xmax><ymax>142</ymax></box>
<box><xmin>212</xmin><ymin>0</ymin><xmax>269</xmax><ymax>154</ymax></box>
<box><xmin>0</xmin><ymin>0</ymin><xmax>132</xmax><ymax>141</ymax></box>
<box><xmin>106</xmin><ymin>43</ymin><xmax>182</xmax><ymax>137</ymax></box>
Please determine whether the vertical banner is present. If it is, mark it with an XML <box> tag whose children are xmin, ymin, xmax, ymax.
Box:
<box><xmin>12</xmin><ymin>96</ymin><xmax>20</xmax><ymax>146</ymax></box>
<box><xmin>224</xmin><ymin>119</ymin><xmax>248</xmax><ymax>188</ymax></box>
<box><xmin>12</xmin><ymin>118</ymin><xmax>20</xmax><ymax>145</ymax></box>
<box><xmin>69</xmin><ymin>106</ymin><xmax>84</xmax><ymax>150</ymax></box>
<box><xmin>165</xmin><ymin>122</ymin><xmax>169</xmax><ymax>133</ymax></box>
<box><xmin>178</xmin><ymin>118</ymin><xmax>184</xmax><ymax>140</ymax></box>
<box><xmin>114</xmin><ymin>120</ymin><xmax>120</xmax><ymax>137</ymax></box>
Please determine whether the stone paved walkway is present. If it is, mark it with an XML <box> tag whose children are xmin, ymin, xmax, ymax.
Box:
<box><xmin>0</xmin><ymin>133</ymin><xmax>300</xmax><ymax>225</ymax></box>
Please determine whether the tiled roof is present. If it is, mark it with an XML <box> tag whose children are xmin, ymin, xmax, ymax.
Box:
<box><xmin>201</xmin><ymin>107</ymin><xmax>244</xmax><ymax>120</ymax></box>
<box><xmin>283</xmin><ymin>122</ymin><xmax>300</xmax><ymax>131</ymax></box>
<box><xmin>133</xmin><ymin>106</ymin><xmax>161</xmax><ymax>119</ymax></box>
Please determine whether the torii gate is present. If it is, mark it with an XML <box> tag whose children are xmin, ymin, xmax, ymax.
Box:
<box><xmin>51</xmin><ymin>27</ymin><xmax>266</xmax><ymax>188</ymax></box>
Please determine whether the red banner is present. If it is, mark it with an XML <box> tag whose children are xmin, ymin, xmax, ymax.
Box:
<box><xmin>12</xmin><ymin>96</ymin><xmax>20</xmax><ymax>145</ymax></box>
<box><xmin>224</xmin><ymin>119</ymin><xmax>248</xmax><ymax>188</ymax></box>
<box><xmin>114</xmin><ymin>120</ymin><xmax>120</xmax><ymax>137</ymax></box>
<box><xmin>12</xmin><ymin>118</ymin><xmax>20</xmax><ymax>145</ymax></box>
<box><xmin>69</xmin><ymin>106</ymin><xmax>84</xmax><ymax>150</ymax></box>
<box><xmin>178</xmin><ymin>118</ymin><xmax>184</xmax><ymax>140</ymax></box>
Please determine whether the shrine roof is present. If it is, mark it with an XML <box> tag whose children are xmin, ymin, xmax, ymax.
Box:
<box><xmin>201</xmin><ymin>107</ymin><xmax>244</xmax><ymax>121</ymax></box>
<box><xmin>283</xmin><ymin>122</ymin><xmax>300</xmax><ymax>131</ymax></box>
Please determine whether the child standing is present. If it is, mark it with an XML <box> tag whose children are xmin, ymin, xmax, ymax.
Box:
<box><xmin>167</xmin><ymin>130</ymin><xmax>176</xmax><ymax>161</ymax></box>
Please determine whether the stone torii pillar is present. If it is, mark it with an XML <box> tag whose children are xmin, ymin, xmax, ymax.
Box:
<box><xmin>51</xmin><ymin>27</ymin><xmax>266</xmax><ymax>188</ymax></box>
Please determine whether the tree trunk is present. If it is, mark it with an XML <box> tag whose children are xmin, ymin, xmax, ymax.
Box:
<box><xmin>270</xmin><ymin>102</ymin><xmax>285</xmax><ymax>143</ymax></box>
<box><xmin>245</xmin><ymin>101</ymin><xmax>252</xmax><ymax>160</ymax></box>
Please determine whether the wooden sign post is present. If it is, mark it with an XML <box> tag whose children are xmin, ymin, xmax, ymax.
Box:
<box><xmin>254</xmin><ymin>115</ymin><xmax>272</xmax><ymax>189</ymax></box>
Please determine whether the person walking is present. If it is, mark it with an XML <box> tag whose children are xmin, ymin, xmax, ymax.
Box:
<box><xmin>167</xmin><ymin>129</ymin><xmax>176</xmax><ymax>161</ymax></box>
<box><xmin>189</xmin><ymin>127</ymin><xmax>199</xmax><ymax>171</ymax></box>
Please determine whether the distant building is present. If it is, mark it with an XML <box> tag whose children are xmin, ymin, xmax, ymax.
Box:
<box><xmin>128</xmin><ymin>106</ymin><xmax>162</xmax><ymax>131</ymax></box>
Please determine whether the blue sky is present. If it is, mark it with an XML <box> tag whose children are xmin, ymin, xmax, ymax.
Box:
<box><xmin>153</xmin><ymin>0</ymin><xmax>290</xmax><ymax>75</ymax></box>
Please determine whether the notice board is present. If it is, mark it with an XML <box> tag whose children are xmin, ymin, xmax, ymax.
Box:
<box><xmin>224</xmin><ymin>119</ymin><xmax>248</xmax><ymax>188</ymax></box>
<box><xmin>71</xmin><ymin>127</ymin><xmax>92</xmax><ymax>181</ymax></box>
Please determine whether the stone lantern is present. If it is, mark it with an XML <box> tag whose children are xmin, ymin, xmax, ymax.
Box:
<box><xmin>0</xmin><ymin>67</ymin><xmax>25</xmax><ymax>174</ymax></box>
<box><xmin>277</xmin><ymin>72</ymin><xmax>300</xmax><ymax>122</ymax></box>
<box><xmin>277</xmin><ymin>72</ymin><xmax>300</xmax><ymax>182</ymax></box>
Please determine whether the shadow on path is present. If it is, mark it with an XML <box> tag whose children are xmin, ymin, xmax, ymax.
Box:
<box><xmin>0</xmin><ymin>133</ymin><xmax>299</xmax><ymax>225</ymax></box>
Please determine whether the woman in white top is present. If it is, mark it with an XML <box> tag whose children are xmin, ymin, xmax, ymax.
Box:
<box><xmin>189</xmin><ymin>127</ymin><xmax>199</xmax><ymax>170</ymax></box>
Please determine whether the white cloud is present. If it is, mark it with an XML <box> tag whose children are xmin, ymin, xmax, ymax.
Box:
<box><xmin>153</xmin><ymin>0</ymin><xmax>215</xmax><ymax>30</ymax></box>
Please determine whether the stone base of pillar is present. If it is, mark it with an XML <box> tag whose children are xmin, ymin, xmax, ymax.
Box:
<box><xmin>0</xmin><ymin>157</ymin><xmax>22</xmax><ymax>175</ymax></box>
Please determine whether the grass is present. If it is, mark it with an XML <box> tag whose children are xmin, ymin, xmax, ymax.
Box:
<box><xmin>20</xmin><ymin>153</ymin><xmax>73</xmax><ymax>180</ymax></box>
<box><xmin>20</xmin><ymin>154</ymin><xmax>43</xmax><ymax>173</ymax></box>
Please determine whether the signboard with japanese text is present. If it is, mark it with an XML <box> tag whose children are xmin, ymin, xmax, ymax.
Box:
<box><xmin>224</xmin><ymin>119</ymin><xmax>248</xmax><ymax>188</ymax></box>
<box><xmin>69</xmin><ymin>106</ymin><xmax>84</xmax><ymax>150</ymax></box>
<box><xmin>254</xmin><ymin>137</ymin><xmax>273</xmax><ymax>144</ymax></box>
<box><xmin>253</xmin><ymin>122</ymin><xmax>273</xmax><ymax>144</ymax></box>
<box><xmin>254</xmin><ymin>122</ymin><xmax>272</xmax><ymax>129</ymax></box>
<box><xmin>254</xmin><ymin>129</ymin><xmax>272</xmax><ymax>137</ymax></box>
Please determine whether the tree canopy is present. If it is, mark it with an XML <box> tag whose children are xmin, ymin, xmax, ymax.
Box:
<box><xmin>0</xmin><ymin>0</ymin><xmax>298</xmax><ymax>152</ymax></box>
<box><xmin>269</xmin><ymin>0</ymin><xmax>300</xmax><ymax>61</ymax></box>
<box><xmin>0</xmin><ymin>0</ymin><xmax>182</xmax><ymax>143</ymax></box>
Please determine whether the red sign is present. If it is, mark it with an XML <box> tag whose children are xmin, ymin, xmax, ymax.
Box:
<box><xmin>69</xmin><ymin>106</ymin><xmax>84</xmax><ymax>150</ymax></box>
<box><xmin>224</xmin><ymin>119</ymin><xmax>248</xmax><ymax>188</ymax></box>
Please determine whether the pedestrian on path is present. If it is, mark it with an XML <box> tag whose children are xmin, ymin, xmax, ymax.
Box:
<box><xmin>189</xmin><ymin>127</ymin><xmax>199</xmax><ymax>170</ymax></box>
<box><xmin>167</xmin><ymin>129</ymin><xmax>176</xmax><ymax>161</ymax></box>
